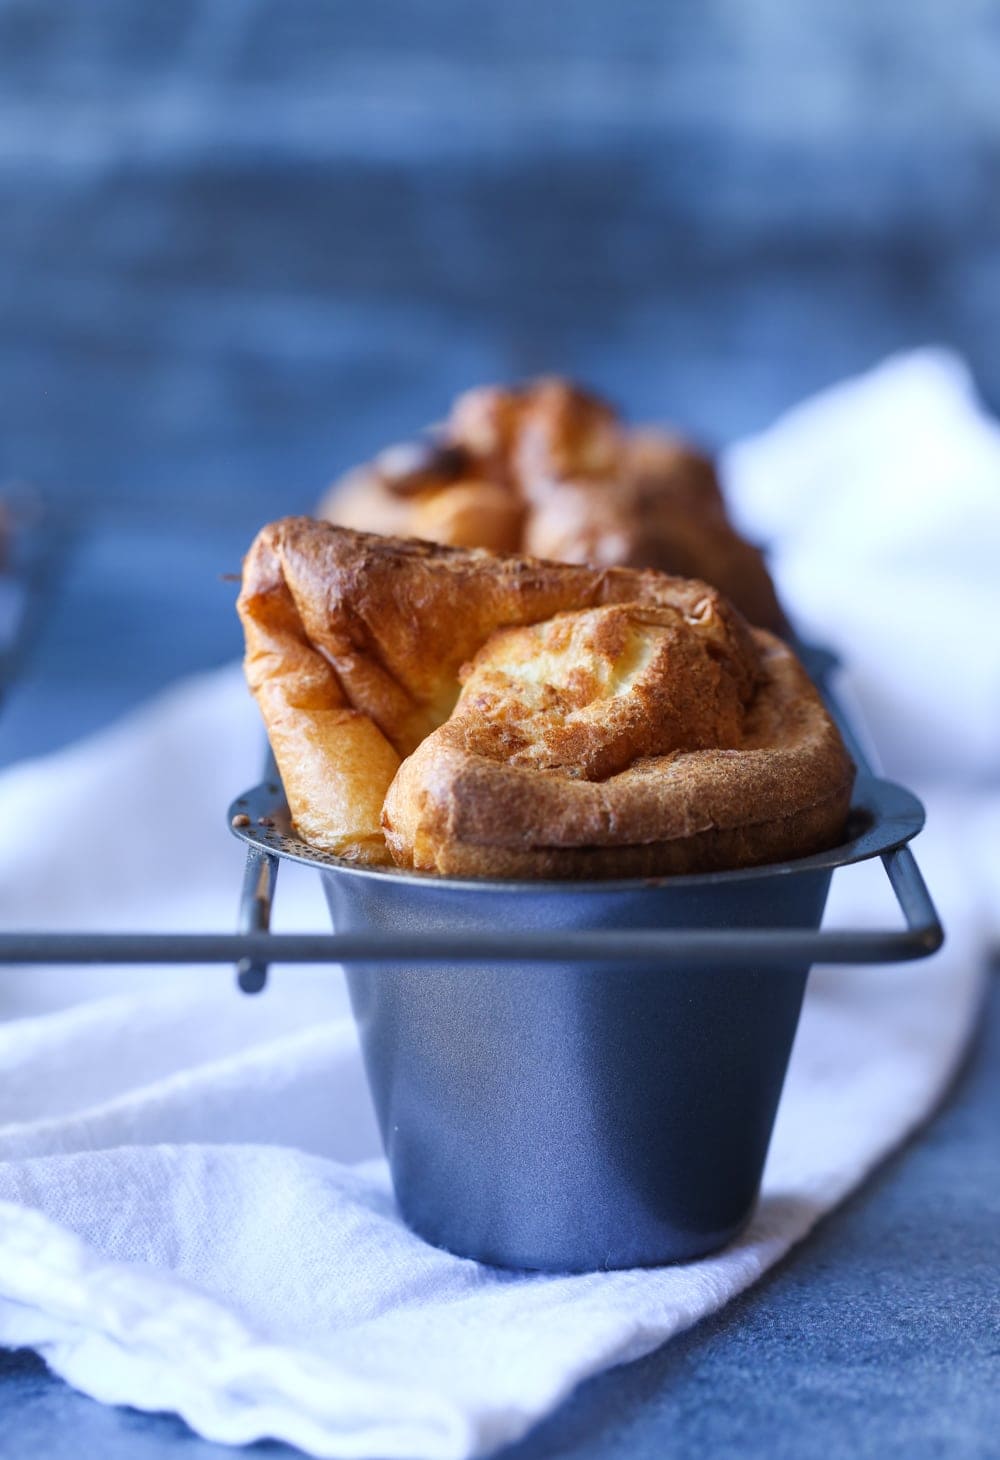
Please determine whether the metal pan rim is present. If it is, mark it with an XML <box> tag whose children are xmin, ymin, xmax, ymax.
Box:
<box><xmin>228</xmin><ymin>773</ymin><xmax>924</xmax><ymax>895</ymax></box>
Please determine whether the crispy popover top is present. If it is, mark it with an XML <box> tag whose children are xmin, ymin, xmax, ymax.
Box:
<box><xmin>238</xmin><ymin>519</ymin><xmax>853</xmax><ymax>878</ymax></box>
<box><xmin>321</xmin><ymin>379</ymin><xmax>784</xmax><ymax>632</ymax></box>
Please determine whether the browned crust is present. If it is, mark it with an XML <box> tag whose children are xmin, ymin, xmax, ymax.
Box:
<box><xmin>238</xmin><ymin>519</ymin><xmax>853</xmax><ymax>877</ymax></box>
<box><xmin>524</xmin><ymin>432</ymin><xmax>784</xmax><ymax>634</ymax></box>
<box><xmin>383</xmin><ymin>634</ymin><xmax>854</xmax><ymax>877</ymax></box>
<box><xmin>236</xmin><ymin>521</ymin><xmax>402</xmax><ymax>862</ymax></box>
<box><xmin>319</xmin><ymin>380</ymin><xmax>785</xmax><ymax>632</ymax></box>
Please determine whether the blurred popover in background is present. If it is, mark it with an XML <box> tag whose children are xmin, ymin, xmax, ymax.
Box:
<box><xmin>320</xmin><ymin>379</ymin><xmax>785</xmax><ymax>632</ymax></box>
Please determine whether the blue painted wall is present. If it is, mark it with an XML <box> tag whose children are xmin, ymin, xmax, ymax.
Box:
<box><xmin>1</xmin><ymin>1</ymin><xmax>998</xmax><ymax>757</ymax></box>
<box><xmin>3</xmin><ymin>0</ymin><xmax>998</xmax><ymax>518</ymax></box>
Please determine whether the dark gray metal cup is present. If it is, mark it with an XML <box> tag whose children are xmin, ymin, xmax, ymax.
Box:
<box><xmin>324</xmin><ymin>862</ymin><xmax>830</xmax><ymax>1271</ymax></box>
<box><xmin>230</xmin><ymin>770</ymin><xmax>930</xmax><ymax>1273</ymax></box>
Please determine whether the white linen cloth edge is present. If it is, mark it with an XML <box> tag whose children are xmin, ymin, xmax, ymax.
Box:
<box><xmin>0</xmin><ymin>942</ymin><xmax>984</xmax><ymax>1460</ymax></box>
<box><xmin>0</xmin><ymin>347</ymin><xmax>994</xmax><ymax>1458</ymax></box>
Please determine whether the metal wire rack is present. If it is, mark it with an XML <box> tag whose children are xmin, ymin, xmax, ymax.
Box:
<box><xmin>0</xmin><ymin>595</ymin><xmax>944</xmax><ymax>991</ymax></box>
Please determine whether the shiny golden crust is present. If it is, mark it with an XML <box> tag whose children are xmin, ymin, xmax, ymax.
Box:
<box><xmin>236</xmin><ymin>521</ymin><xmax>402</xmax><ymax>862</ymax></box>
<box><xmin>319</xmin><ymin>379</ymin><xmax>784</xmax><ymax>631</ymax></box>
<box><xmin>384</xmin><ymin>632</ymin><xmax>853</xmax><ymax>877</ymax></box>
<box><xmin>449</xmin><ymin>604</ymin><xmax>755</xmax><ymax>779</ymax></box>
<box><xmin>239</xmin><ymin>519</ymin><xmax>853</xmax><ymax>877</ymax></box>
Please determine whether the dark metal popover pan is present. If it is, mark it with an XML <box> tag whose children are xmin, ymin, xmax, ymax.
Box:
<box><xmin>225</xmin><ymin>749</ymin><xmax>939</xmax><ymax>1273</ymax></box>
<box><xmin>0</xmin><ymin>640</ymin><xmax>942</xmax><ymax>1271</ymax></box>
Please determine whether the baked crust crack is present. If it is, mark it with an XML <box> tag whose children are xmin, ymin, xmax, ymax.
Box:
<box><xmin>239</xmin><ymin>520</ymin><xmax>853</xmax><ymax>878</ymax></box>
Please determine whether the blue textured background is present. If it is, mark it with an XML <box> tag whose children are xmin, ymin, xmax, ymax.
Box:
<box><xmin>5</xmin><ymin>0</ymin><xmax>1000</xmax><ymax>508</ymax></box>
<box><xmin>3</xmin><ymin>0</ymin><xmax>1000</xmax><ymax>757</ymax></box>
<box><xmin>4</xmin><ymin>0</ymin><xmax>1000</xmax><ymax>759</ymax></box>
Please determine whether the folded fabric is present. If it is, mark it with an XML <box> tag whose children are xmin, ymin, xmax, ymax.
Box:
<box><xmin>724</xmin><ymin>347</ymin><xmax>1000</xmax><ymax>787</ymax></box>
<box><xmin>0</xmin><ymin>349</ymin><xmax>995</xmax><ymax>1458</ymax></box>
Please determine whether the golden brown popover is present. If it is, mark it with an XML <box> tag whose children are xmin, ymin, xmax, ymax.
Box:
<box><xmin>238</xmin><ymin>519</ymin><xmax>853</xmax><ymax>878</ymax></box>
<box><xmin>321</xmin><ymin>379</ymin><xmax>784</xmax><ymax>632</ymax></box>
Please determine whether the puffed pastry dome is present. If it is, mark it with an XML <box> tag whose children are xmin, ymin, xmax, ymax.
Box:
<box><xmin>238</xmin><ymin>519</ymin><xmax>854</xmax><ymax>879</ymax></box>
<box><xmin>320</xmin><ymin>379</ymin><xmax>784</xmax><ymax>633</ymax></box>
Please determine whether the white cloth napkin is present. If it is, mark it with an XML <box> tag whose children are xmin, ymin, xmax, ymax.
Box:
<box><xmin>0</xmin><ymin>349</ymin><xmax>996</xmax><ymax>1458</ymax></box>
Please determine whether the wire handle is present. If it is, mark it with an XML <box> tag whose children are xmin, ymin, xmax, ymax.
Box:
<box><xmin>0</xmin><ymin>648</ymin><xmax>944</xmax><ymax>988</ymax></box>
<box><xmin>0</xmin><ymin>868</ymin><xmax>943</xmax><ymax>977</ymax></box>
<box><xmin>236</xmin><ymin>847</ymin><xmax>278</xmax><ymax>993</ymax></box>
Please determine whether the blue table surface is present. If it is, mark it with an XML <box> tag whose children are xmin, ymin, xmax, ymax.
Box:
<box><xmin>0</xmin><ymin>987</ymin><xmax>996</xmax><ymax>1460</ymax></box>
<box><xmin>0</xmin><ymin>516</ymin><xmax>998</xmax><ymax>1459</ymax></box>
